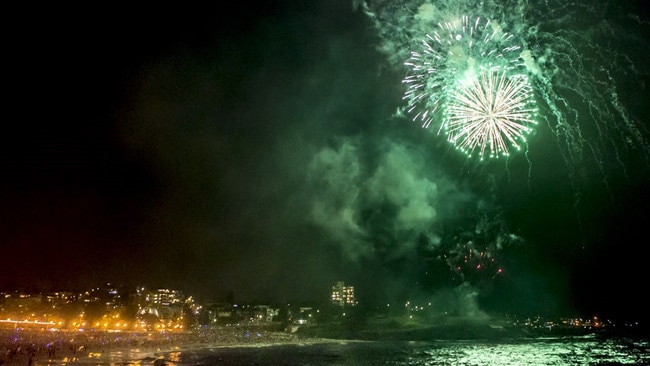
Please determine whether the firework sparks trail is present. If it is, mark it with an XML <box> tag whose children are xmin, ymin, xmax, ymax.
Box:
<box><xmin>400</xmin><ymin>14</ymin><xmax>537</xmax><ymax>160</ymax></box>
<box><xmin>445</xmin><ymin>66</ymin><xmax>537</xmax><ymax>159</ymax></box>
<box><xmin>367</xmin><ymin>0</ymin><xmax>650</xmax><ymax>172</ymax></box>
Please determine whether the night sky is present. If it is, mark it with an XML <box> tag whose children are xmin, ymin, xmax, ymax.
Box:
<box><xmin>2</xmin><ymin>2</ymin><xmax>649</xmax><ymax>323</ymax></box>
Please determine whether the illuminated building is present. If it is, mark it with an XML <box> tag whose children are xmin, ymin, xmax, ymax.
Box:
<box><xmin>151</xmin><ymin>288</ymin><xmax>184</xmax><ymax>307</ymax></box>
<box><xmin>138</xmin><ymin>288</ymin><xmax>185</xmax><ymax>320</ymax></box>
<box><xmin>331</xmin><ymin>281</ymin><xmax>355</xmax><ymax>307</ymax></box>
<box><xmin>3</xmin><ymin>293</ymin><xmax>42</xmax><ymax>310</ymax></box>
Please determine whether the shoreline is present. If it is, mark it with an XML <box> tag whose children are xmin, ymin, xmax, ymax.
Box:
<box><xmin>2</xmin><ymin>321</ymin><xmax>646</xmax><ymax>365</ymax></box>
<box><xmin>0</xmin><ymin>326</ymin><xmax>341</xmax><ymax>365</ymax></box>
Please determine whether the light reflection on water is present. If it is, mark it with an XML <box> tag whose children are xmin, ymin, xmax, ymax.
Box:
<box><xmin>411</xmin><ymin>337</ymin><xmax>650</xmax><ymax>365</ymax></box>
<box><xmin>30</xmin><ymin>335</ymin><xmax>649</xmax><ymax>366</ymax></box>
<box><xmin>30</xmin><ymin>348</ymin><xmax>163</xmax><ymax>366</ymax></box>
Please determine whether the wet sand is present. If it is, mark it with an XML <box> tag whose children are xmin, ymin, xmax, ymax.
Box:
<box><xmin>0</xmin><ymin>325</ymin><xmax>327</xmax><ymax>365</ymax></box>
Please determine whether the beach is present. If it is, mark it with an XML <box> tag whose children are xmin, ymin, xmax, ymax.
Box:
<box><xmin>0</xmin><ymin>325</ymin><xmax>328</xmax><ymax>365</ymax></box>
<box><xmin>3</xmin><ymin>320</ymin><xmax>647</xmax><ymax>365</ymax></box>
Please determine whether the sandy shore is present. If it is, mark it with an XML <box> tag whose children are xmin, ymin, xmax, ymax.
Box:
<box><xmin>0</xmin><ymin>325</ymin><xmax>334</xmax><ymax>365</ymax></box>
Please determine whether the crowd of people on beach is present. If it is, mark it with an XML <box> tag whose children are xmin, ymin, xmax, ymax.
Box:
<box><xmin>0</xmin><ymin>324</ymin><xmax>301</xmax><ymax>364</ymax></box>
<box><xmin>0</xmin><ymin>329</ymin><xmax>171</xmax><ymax>365</ymax></box>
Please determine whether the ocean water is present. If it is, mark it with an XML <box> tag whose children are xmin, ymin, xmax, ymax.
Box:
<box><xmin>33</xmin><ymin>334</ymin><xmax>648</xmax><ymax>366</ymax></box>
